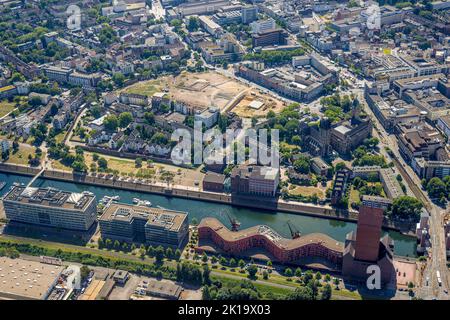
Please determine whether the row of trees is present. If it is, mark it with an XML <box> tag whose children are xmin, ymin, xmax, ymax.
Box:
<box><xmin>98</xmin><ymin>238</ymin><xmax>182</xmax><ymax>263</ymax></box>
<box><xmin>243</xmin><ymin>48</ymin><xmax>306</xmax><ymax>65</ymax></box>
<box><xmin>0</xmin><ymin>240</ymin><xmax>178</xmax><ymax>280</ymax></box>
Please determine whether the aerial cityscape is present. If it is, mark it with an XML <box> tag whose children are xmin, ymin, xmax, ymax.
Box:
<box><xmin>0</xmin><ymin>0</ymin><xmax>448</xmax><ymax>303</ymax></box>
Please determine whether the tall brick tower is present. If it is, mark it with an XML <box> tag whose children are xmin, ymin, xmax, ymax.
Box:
<box><xmin>354</xmin><ymin>199</ymin><xmax>386</xmax><ymax>261</ymax></box>
<box><xmin>342</xmin><ymin>196</ymin><xmax>395</xmax><ymax>286</ymax></box>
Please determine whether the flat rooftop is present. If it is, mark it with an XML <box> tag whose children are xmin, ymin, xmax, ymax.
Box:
<box><xmin>0</xmin><ymin>257</ymin><xmax>63</xmax><ymax>300</ymax></box>
<box><xmin>3</xmin><ymin>186</ymin><xmax>95</xmax><ymax>212</ymax></box>
<box><xmin>100</xmin><ymin>203</ymin><xmax>188</xmax><ymax>232</ymax></box>
<box><xmin>137</xmin><ymin>278</ymin><xmax>182</xmax><ymax>299</ymax></box>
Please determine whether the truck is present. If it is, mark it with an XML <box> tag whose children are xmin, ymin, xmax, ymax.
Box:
<box><xmin>437</xmin><ymin>271</ymin><xmax>442</xmax><ymax>287</ymax></box>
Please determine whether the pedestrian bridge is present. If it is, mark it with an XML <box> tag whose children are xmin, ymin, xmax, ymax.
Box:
<box><xmin>26</xmin><ymin>167</ymin><xmax>45</xmax><ymax>187</ymax></box>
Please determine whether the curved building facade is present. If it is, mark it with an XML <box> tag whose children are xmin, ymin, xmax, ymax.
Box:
<box><xmin>197</xmin><ymin>218</ymin><xmax>343</xmax><ymax>265</ymax></box>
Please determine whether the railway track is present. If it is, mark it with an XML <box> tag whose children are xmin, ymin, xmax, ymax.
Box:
<box><xmin>391</xmin><ymin>154</ymin><xmax>432</xmax><ymax>212</ymax></box>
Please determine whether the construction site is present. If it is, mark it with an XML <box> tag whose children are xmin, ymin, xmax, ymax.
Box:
<box><xmin>230</xmin><ymin>90</ymin><xmax>285</xmax><ymax>118</ymax></box>
<box><xmin>122</xmin><ymin>70</ymin><xmax>285</xmax><ymax>117</ymax></box>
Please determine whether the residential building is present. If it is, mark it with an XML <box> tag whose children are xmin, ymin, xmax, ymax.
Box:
<box><xmin>437</xmin><ymin>115</ymin><xmax>450</xmax><ymax>138</ymax></box>
<box><xmin>1</xmin><ymin>139</ymin><xmax>10</xmax><ymax>155</ymax></box>
<box><xmin>0</xmin><ymin>85</ymin><xmax>17</xmax><ymax>99</ymax></box>
<box><xmin>119</xmin><ymin>92</ymin><xmax>149</xmax><ymax>106</ymax></box>
<box><xmin>331</xmin><ymin>169</ymin><xmax>350</xmax><ymax>205</ymax></box>
<box><xmin>43</xmin><ymin>66</ymin><xmax>100</xmax><ymax>88</ymax></box>
<box><xmin>194</xmin><ymin>106</ymin><xmax>219</xmax><ymax>128</ymax></box>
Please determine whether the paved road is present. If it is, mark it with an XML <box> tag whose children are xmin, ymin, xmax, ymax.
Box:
<box><xmin>350</xmin><ymin>77</ymin><xmax>449</xmax><ymax>300</ymax></box>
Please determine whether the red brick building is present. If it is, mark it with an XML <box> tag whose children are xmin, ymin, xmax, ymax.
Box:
<box><xmin>231</xmin><ymin>165</ymin><xmax>279</xmax><ymax>197</ymax></box>
<box><xmin>342</xmin><ymin>196</ymin><xmax>396</xmax><ymax>286</ymax></box>
<box><xmin>196</xmin><ymin>217</ymin><xmax>343</xmax><ymax>266</ymax></box>
<box><xmin>202</xmin><ymin>172</ymin><xmax>225</xmax><ymax>193</ymax></box>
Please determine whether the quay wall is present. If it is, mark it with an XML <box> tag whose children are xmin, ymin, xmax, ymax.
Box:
<box><xmin>0</xmin><ymin>163</ymin><xmax>416</xmax><ymax>234</ymax></box>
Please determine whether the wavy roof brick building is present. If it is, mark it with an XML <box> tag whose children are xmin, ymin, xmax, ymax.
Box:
<box><xmin>196</xmin><ymin>217</ymin><xmax>344</xmax><ymax>267</ymax></box>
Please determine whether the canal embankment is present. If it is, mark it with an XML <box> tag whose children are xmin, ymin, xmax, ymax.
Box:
<box><xmin>0</xmin><ymin>163</ymin><xmax>416</xmax><ymax>235</ymax></box>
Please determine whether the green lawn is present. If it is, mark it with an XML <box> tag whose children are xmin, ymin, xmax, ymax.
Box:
<box><xmin>6</xmin><ymin>144</ymin><xmax>36</xmax><ymax>165</ymax></box>
<box><xmin>289</xmin><ymin>185</ymin><xmax>325</xmax><ymax>199</ymax></box>
<box><xmin>0</xmin><ymin>100</ymin><xmax>15</xmax><ymax>118</ymax></box>
<box><xmin>54</xmin><ymin>131</ymin><xmax>66</xmax><ymax>144</ymax></box>
<box><xmin>349</xmin><ymin>186</ymin><xmax>360</xmax><ymax>205</ymax></box>
<box><xmin>210</xmin><ymin>266</ymin><xmax>362</xmax><ymax>300</ymax></box>
<box><xmin>121</xmin><ymin>79</ymin><xmax>163</xmax><ymax>97</ymax></box>
<box><xmin>211</xmin><ymin>274</ymin><xmax>293</xmax><ymax>297</ymax></box>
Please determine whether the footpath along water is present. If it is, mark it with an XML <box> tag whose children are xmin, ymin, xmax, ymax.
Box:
<box><xmin>0</xmin><ymin>172</ymin><xmax>417</xmax><ymax>257</ymax></box>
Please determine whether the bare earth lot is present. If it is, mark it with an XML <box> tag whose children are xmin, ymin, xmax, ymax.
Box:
<box><xmin>122</xmin><ymin>71</ymin><xmax>248</xmax><ymax>112</ymax></box>
<box><xmin>121</xmin><ymin>71</ymin><xmax>286</xmax><ymax>118</ymax></box>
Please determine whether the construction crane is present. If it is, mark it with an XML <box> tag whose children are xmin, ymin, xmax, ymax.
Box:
<box><xmin>286</xmin><ymin>220</ymin><xmax>301</xmax><ymax>239</ymax></box>
<box><xmin>226</xmin><ymin>213</ymin><xmax>241</xmax><ymax>232</ymax></box>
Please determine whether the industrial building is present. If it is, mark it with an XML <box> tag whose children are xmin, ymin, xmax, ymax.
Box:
<box><xmin>98</xmin><ymin>203</ymin><xmax>189</xmax><ymax>248</ymax></box>
<box><xmin>2</xmin><ymin>186</ymin><xmax>97</xmax><ymax>231</ymax></box>
<box><xmin>0</xmin><ymin>257</ymin><xmax>63</xmax><ymax>300</ymax></box>
<box><xmin>135</xmin><ymin>278</ymin><xmax>182</xmax><ymax>300</ymax></box>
